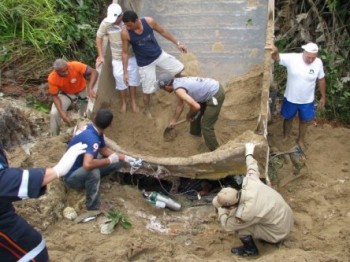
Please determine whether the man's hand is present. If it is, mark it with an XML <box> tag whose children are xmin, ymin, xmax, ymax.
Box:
<box><xmin>177</xmin><ymin>42</ymin><xmax>187</xmax><ymax>53</ymax></box>
<box><xmin>61</xmin><ymin>112</ymin><xmax>71</xmax><ymax>124</ymax></box>
<box><xmin>96</xmin><ymin>56</ymin><xmax>104</xmax><ymax>68</ymax></box>
<box><xmin>265</xmin><ymin>43</ymin><xmax>280</xmax><ymax>61</ymax></box>
<box><xmin>108</xmin><ymin>153</ymin><xmax>119</xmax><ymax>164</ymax></box>
<box><xmin>88</xmin><ymin>89</ymin><xmax>97</xmax><ymax>99</ymax></box>
<box><xmin>245</xmin><ymin>143</ymin><xmax>255</xmax><ymax>157</ymax></box>
<box><xmin>123</xmin><ymin>73</ymin><xmax>129</xmax><ymax>86</ymax></box>
<box><xmin>168</xmin><ymin>120</ymin><xmax>177</xmax><ymax>128</ymax></box>
<box><xmin>217</xmin><ymin>207</ymin><xmax>229</xmax><ymax>221</ymax></box>
<box><xmin>125</xmin><ymin>155</ymin><xmax>143</xmax><ymax>168</ymax></box>
<box><xmin>53</xmin><ymin>142</ymin><xmax>87</xmax><ymax>177</ymax></box>
<box><xmin>186</xmin><ymin>111</ymin><xmax>200</xmax><ymax>122</ymax></box>
<box><xmin>319</xmin><ymin>96</ymin><xmax>326</xmax><ymax>108</ymax></box>
<box><xmin>265</xmin><ymin>43</ymin><xmax>278</xmax><ymax>54</ymax></box>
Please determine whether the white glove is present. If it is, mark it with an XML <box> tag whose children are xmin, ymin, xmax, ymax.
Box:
<box><xmin>245</xmin><ymin>143</ymin><xmax>255</xmax><ymax>157</ymax></box>
<box><xmin>125</xmin><ymin>155</ymin><xmax>143</xmax><ymax>168</ymax></box>
<box><xmin>108</xmin><ymin>153</ymin><xmax>119</xmax><ymax>164</ymax></box>
<box><xmin>131</xmin><ymin>158</ymin><xmax>143</xmax><ymax>168</ymax></box>
<box><xmin>53</xmin><ymin>142</ymin><xmax>87</xmax><ymax>177</ymax></box>
<box><xmin>124</xmin><ymin>155</ymin><xmax>136</xmax><ymax>163</ymax></box>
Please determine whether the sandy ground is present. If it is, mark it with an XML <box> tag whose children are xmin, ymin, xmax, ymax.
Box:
<box><xmin>1</xmin><ymin>94</ymin><xmax>349</xmax><ymax>262</ymax></box>
<box><xmin>101</xmin><ymin>62</ymin><xmax>263</xmax><ymax>158</ymax></box>
<box><xmin>2</xmin><ymin>1</ymin><xmax>348</xmax><ymax>259</ymax></box>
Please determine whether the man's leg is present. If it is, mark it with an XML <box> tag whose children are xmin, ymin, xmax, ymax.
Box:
<box><xmin>50</xmin><ymin>94</ymin><xmax>72</xmax><ymax>136</ymax></box>
<box><xmin>281</xmin><ymin>98</ymin><xmax>297</xmax><ymax>142</ymax></box>
<box><xmin>127</xmin><ymin>56</ymin><xmax>140</xmax><ymax>113</ymax></box>
<box><xmin>283</xmin><ymin>118</ymin><xmax>293</xmax><ymax>141</ymax></box>
<box><xmin>297</xmin><ymin>101</ymin><xmax>315</xmax><ymax>148</ymax></box>
<box><xmin>84</xmin><ymin>169</ymin><xmax>101</xmax><ymax>210</ymax></box>
<box><xmin>231</xmin><ymin>235</ymin><xmax>259</xmax><ymax>257</ymax></box>
<box><xmin>99</xmin><ymin>162</ymin><xmax>123</xmax><ymax>178</ymax></box>
<box><xmin>112</xmin><ymin>59</ymin><xmax>129</xmax><ymax>113</ymax></box>
<box><xmin>138</xmin><ymin>64</ymin><xmax>156</xmax><ymax>118</ymax></box>
<box><xmin>201</xmin><ymin>105</ymin><xmax>220</xmax><ymax>151</ymax></box>
<box><xmin>119</xmin><ymin>90</ymin><xmax>128</xmax><ymax>113</ymax></box>
<box><xmin>129</xmin><ymin>86</ymin><xmax>139</xmax><ymax>113</ymax></box>
<box><xmin>65</xmin><ymin>167</ymin><xmax>101</xmax><ymax>210</ymax></box>
<box><xmin>201</xmin><ymin>86</ymin><xmax>225</xmax><ymax>151</ymax></box>
<box><xmin>297</xmin><ymin>120</ymin><xmax>308</xmax><ymax>148</ymax></box>
<box><xmin>143</xmin><ymin>93</ymin><xmax>152</xmax><ymax>118</ymax></box>
<box><xmin>0</xmin><ymin>216</ymin><xmax>49</xmax><ymax>262</ymax></box>
<box><xmin>156</xmin><ymin>51</ymin><xmax>184</xmax><ymax>76</ymax></box>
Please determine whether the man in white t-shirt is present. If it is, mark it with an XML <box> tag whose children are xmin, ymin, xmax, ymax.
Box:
<box><xmin>268</xmin><ymin>42</ymin><xmax>326</xmax><ymax>148</ymax></box>
<box><xmin>96</xmin><ymin>3</ymin><xmax>140</xmax><ymax>113</ymax></box>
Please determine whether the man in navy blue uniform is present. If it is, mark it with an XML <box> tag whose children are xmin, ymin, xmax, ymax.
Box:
<box><xmin>64</xmin><ymin>108</ymin><xmax>140</xmax><ymax>210</ymax></box>
<box><xmin>0</xmin><ymin>142</ymin><xmax>87</xmax><ymax>261</ymax></box>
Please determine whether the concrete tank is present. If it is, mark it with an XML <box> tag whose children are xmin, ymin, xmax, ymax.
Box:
<box><xmin>88</xmin><ymin>0</ymin><xmax>274</xmax><ymax>184</ymax></box>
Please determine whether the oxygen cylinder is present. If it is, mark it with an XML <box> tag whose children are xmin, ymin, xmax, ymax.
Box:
<box><xmin>148</xmin><ymin>192</ymin><xmax>181</xmax><ymax>211</ymax></box>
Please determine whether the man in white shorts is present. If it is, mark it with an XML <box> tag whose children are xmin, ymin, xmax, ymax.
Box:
<box><xmin>121</xmin><ymin>10</ymin><xmax>187</xmax><ymax>118</ymax></box>
<box><xmin>96</xmin><ymin>3</ymin><xmax>140</xmax><ymax>113</ymax></box>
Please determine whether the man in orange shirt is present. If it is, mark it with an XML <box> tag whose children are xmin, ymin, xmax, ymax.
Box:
<box><xmin>48</xmin><ymin>59</ymin><xmax>98</xmax><ymax>135</ymax></box>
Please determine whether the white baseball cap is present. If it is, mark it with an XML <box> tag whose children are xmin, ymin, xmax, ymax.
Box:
<box><xmin>104</xmin><ymin>3</ymin><xmax>122</xmax><ymax>23</ymax></box>
<box><xmin>301</xmin><ymin>42</ymin><xmax>319</xmax><ymax>53</ymax></box>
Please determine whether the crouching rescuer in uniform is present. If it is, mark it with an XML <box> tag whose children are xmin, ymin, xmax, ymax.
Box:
<box><xmin>212</xmin><ymin>143</ymin><xmax>294</xmax><ymax>256</ymax></box>
<box><xmin>64</xmin><ymin>108</ymin><xmax>142</xmax><ymax>211</ymax></box>
<box><xmin>0</xmin><ymin>142</ymin><xmax>87</xmax><ymax>261</ymax></box>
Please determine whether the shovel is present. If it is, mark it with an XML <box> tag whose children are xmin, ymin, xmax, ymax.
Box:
<box><xmin>163</xmin><ymin>112</ymin><xmax>201</xmax><ymax>141</ymax></box>
<box><xmin>163</xmin><ymin>119</ymin><xmax>187</xmax><ymax>141</ymax></box>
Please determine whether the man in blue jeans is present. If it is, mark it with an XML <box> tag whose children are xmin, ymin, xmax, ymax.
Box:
<box><xmin>64</xmin><ymin>108</ymin><xmax>140</xmax><ymax>210</ymax></box>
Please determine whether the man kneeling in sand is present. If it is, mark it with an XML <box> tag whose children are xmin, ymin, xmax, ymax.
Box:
<box><xmin>213</xmin><ymin>143</ymin><xmax>294</xmax><ymax>256</ymax></box>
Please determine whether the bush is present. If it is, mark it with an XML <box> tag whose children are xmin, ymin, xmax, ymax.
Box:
<box><xmin>0</xmin><ymin>0</ymin><xmax>105</xmax><ymax>82</ymax></box>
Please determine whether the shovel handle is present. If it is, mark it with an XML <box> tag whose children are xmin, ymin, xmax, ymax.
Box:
<box><xmin>173</xmin><ymin>119</ymin><xmax>187</xmax><ymax>126</ymax></box>
<box><xmin>169</xmin><ymin>111</ymin><xmax>201</xmax><ymax>127</ymax></box>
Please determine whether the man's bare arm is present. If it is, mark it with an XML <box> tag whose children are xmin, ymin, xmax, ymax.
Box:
<box><xmin>147</xmin><ymin>17</ymin><xmax>187</xmax><ymax>53</ymax></box>
<box><xmin>121</xmin><ymin>29</ymin><xmax>131</xmax><ymax>84</ymax></box>
<box><xmin>96</xmin><ymin>36</ymin><xmax>104</xmax><ymax>67</ymax></box>
<box><xmin>85</xmin><ymin>66</ymin><xmax>98</xmax><ymax>98</ymax></box>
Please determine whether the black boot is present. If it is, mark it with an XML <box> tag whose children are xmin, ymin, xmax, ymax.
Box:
<box><xmin>231</xmin><ymin>235</ymin><xmax>259</xmax><ymax>256</ymax></box>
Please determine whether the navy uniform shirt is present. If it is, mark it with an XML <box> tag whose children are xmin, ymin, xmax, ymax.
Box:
<box><xmin>0</xmin><ymin>167</ymin><xmax>46</xmax><ymax>238</ymax></box>
<box><xmin>65</xmin><ymin>124</ymin><xmax>105</xmax><ymax>178</ymax></box>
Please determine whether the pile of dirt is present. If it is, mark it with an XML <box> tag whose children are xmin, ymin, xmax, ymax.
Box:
<box><xmin>105</xmin><ymin>66</ymin><xmax>263</xmax><ymax>158</ymax></box>
<box><xmin>2</xmin><ymin>95</ymin><xmax>348</xmax><ymax>261</ymax></box>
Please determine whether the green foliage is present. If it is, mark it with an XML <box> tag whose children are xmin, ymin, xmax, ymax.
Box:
<box><xmin>274</xmin><ymin>0</ymin><xmax>350</xmax><ymax>124</ymax></box>
<box><xmin>0</xmin><ymin>0</ymin><xmax>70</xmax><ymax>59</ymax></box>
<box><xmin>274</xmin><ymin>37</ymin><xmax>350</xmax><ymax>124</ymax></box>
<box><xmin>271</xmin><ymin>39</ymin><xmax>287</xmax><ymax>98</ymax></box>
<box><xmin>26</xmin><ymin>94</ymin><xmax>50</xmax><ymax>113</ymax></box>
<box><xmin>106</xmin><ymin>209</ymin><xmax>132</xmax><ymax>230</ymax></box>
<box><xmin>54</xmin><ymin>0</ymin><xmax>102</xmax><ymax>65</ymax></box>
<box><xmin>0</xmin><ymin>0</ymin><xmax>105</xmax><ymax>82</ymax></box>
<box><xmin>319</xmin><ymin>48</ymin><xmax>350</xmax><ymax>123</ymax></box>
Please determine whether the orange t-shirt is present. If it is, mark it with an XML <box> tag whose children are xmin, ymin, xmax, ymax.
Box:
<box><xmin>48</xmin><ymin>61</ymin><xmax>88</xmax><ymax>95</ymax></box>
